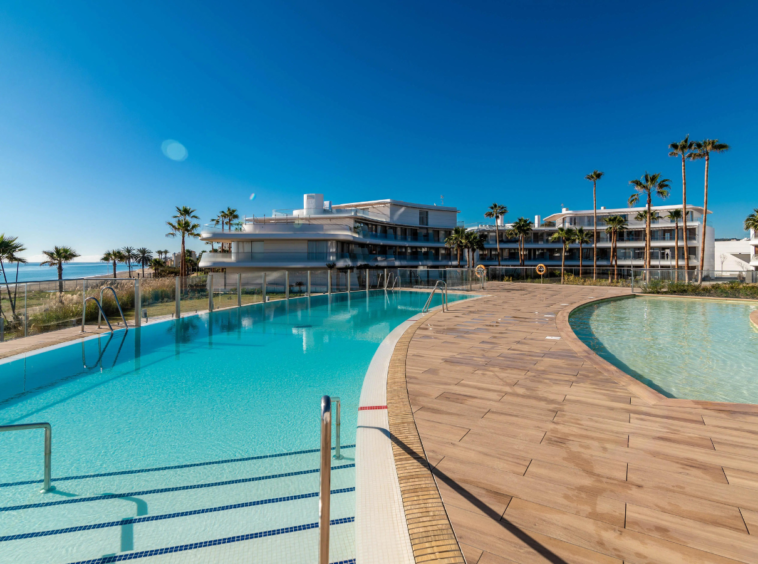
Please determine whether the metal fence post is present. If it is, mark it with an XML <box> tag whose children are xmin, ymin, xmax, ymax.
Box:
<box><xmin>262</xmin><ymin>273</ymin><xmax>267</xmax><ymax>302</ymax></box>
<box><xmin>175</xmin><ymin>277</ymin><xmax>181</xmax><ymax>319</ymax></box>
<box><xmin>285</xmin><ymin>271</ymin><xmax>290</xmax><ymax>300</ymax></box>
<box><xmin>365</xmin><ymin>270</ymin><xmax>369</xmax><ymax>292</ymax></box>
<box><xmin>319</xmin><ymin>396</ymin><xmax>332</xmax><ymax>564</ymax></box>
<box><xmin>237</xmin><ymin>273</ymin><xmax>242</xmax><ymax>307</ymax></box>
<box><xmin>383</xmin><ymin>268</ymin><xmax>388</xmax><ymax>289</ymax></box>
<box><xmin>0</xmin><ymin>317</ymin><xmax>4</xmax><ymax>342</ymax></box>
<box><xmin>208</xmin><ymin>274</ymin><xmax>214</xmax><ymax>312</ymax></box>
<box><xmin>24</xmin><ymin>284</ymin><xmax>28</xmax><ymax>337</ymax></box>
<box><xmin>348</xmin><ymin>270</ymin><xmax>352</xmax><ymax>293</ymax></box>
<box><xmin>327</xmin><ymin>270</ymin><xmax>331</xmax><ymax>295</ymax></box>
<box><xmin>81</xmin><ymin>280</ymin><xmax>87</xmax><ymax>332</ymax></box>
<box><xmin>134</xmin><ymin>279</ymin><xmax>141</xmax><ymax>328</ymax></box>
<box><xmin>307</xmin><ymin>271</ymin><xmax>312</xmax><ymax>296</ymax></box>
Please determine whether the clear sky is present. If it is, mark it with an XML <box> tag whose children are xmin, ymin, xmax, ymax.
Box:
<box><xmin>2</xmin><ymin>1</ymin><xmax>756</xmax><ymax>261</ymax></box>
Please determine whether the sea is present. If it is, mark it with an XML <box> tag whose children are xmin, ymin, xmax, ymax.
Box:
<box><xmin>1</xmin><ymin>262</ymin><xmax>131</xmax><ymax>283</ymax></box>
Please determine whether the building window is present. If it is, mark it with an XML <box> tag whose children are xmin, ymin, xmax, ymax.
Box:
<box><xmin>419</xmin><ymin>210</ymin><xmax>429</xmax><ymax>226</ymax></box>
<box><xmin>308</xmin><ymin>241</ymin><xmax>329</xmax><ymax>260</ymax></box>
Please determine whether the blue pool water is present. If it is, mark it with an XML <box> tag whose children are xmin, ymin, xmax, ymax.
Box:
<box><xmin>0</xmin><ymin>290</ymin><xmax>466</xmax><ymax>564</ymax></box>
<box><xmin>570</xmin><ymin>296</ymin><xmax>758</xmax><ymax>404</ymax></box>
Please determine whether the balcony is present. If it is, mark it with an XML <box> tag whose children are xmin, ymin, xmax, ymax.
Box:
<box><xmin>751</xmin><ymin>254</ymin><xmax>758</xmax><ymax>266</ymax></box>
<box><xmin>199</xmin><ymin>251</ymin><xmax>456</xmax><ymax>268</ymax></box>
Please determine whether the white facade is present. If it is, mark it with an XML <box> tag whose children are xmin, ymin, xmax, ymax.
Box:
<box><xmin>470</xmin><ymin>204</ymin><xmax>715</xmax><ymax>271</ymax></box>
<box><xmin>198</xmin><ymin>194</ymin><xmax>460</xmax><ymax>271</ymax></box>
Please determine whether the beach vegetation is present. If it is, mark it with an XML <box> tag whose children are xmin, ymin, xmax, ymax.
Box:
<box><xmin>40</xmin><ymin>246</ymin><xmax>80</xmax><ymax>295</ymax></box>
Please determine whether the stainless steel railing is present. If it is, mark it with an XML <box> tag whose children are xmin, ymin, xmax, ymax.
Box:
<box><xmin>98</xmin><ymin>286</ymin><xmax>128</xmax><ymax>329</ymax></box>
<box><xmin>319</xmin><ymin>396</ymin><xmax>332</xmax><ymax>564</ymax></box>
<box><xmin>83</xmin><ymin>297</ymin><xmax>113</xmax><ymax>332</ymax></box>
<box><xmin>318</xmin><ymin>394</ymin><xmax>343</xmax><ymax>563</ymax></box>
<box><xmin>0</xmin><ymin>423</ymin><xmax>52</xmax><ymax>492</ymax></box>
<box><xmin>422</xmin><ymin>280</ymin><xmax>448</xmax><ymax>313</ymax></box>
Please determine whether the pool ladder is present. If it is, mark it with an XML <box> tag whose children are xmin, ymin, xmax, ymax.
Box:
<box><xmin>422</xmin><ymin>280</ymin><xmax>448</xmax><ymax>314</ymax></box>
<box><xmin>319</xmin><ymin>395</ymin><xmax>341</xmax><ymax>564</ymax></box>
<box><xmin>0</xmin><ymin>423</ymin><xmax>52</xmax><ymax>492</ymax></box>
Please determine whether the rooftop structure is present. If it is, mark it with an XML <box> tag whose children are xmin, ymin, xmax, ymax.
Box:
<box><xmin>199</xmin><ymin>193</ymin><xmax>461</xmax><ymax>271</ymax></box>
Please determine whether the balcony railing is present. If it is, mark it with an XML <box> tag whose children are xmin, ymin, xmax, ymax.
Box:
<box><xmin>199</xmin><ymin>251</ymin><xmax>456</xmax><ymax>265</ymax></box>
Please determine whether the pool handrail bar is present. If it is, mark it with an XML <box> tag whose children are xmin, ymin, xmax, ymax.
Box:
<box><xmin>319</xmin><ymin>395</ymin><xmax>332</xmax><ymax>564</ymax></box>
<box><xmin>0</xmin><ymin>423</ymin><xmax>52</xmax><ymax>492</ymax></box>
<box><xmin>422</xmin><ymin>280</ymin><xmax>448</xmax><ymax>313</ymax></box>
<box><xmin>83</xmin><ymin>297</ymin><xmax>113</xmax><ymax>332</ymax></box>
<box><xmin>99</xmin><ymin>286</ymin><xmax>128</xmax><ymax>329</ymax></box>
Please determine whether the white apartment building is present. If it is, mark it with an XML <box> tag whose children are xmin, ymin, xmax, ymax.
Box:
<box><xmin>750</xmin><ymin>229</ymin><xmax>758</xmax><ymax>269</ymax></box>
<box><xmin>198</xmin><ymin>194</ymin><xmax>460</xmax><ymax>272</ymax></box>
<box><xmin>470</xmin><ymin>204</ymin><xmax>715</xmax><ymax>271</ymax></box>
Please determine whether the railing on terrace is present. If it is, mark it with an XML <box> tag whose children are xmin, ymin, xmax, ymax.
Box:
<box><xmin>484</xmin><ymin>266</ymin><xmax>758</xmax><ymax>295</ymax></box>
<box><xmin>0</xmin><ymin>268</ymin><xmax>484</xmax><ymax>344</ymax></box>
<box><xmin>200</xmin><ymin>251</ymin><xmax>457</xmax><ymax>264</ymax></box>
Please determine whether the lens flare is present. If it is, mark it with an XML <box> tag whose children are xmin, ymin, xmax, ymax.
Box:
<box><xmin>161</xmin><ymin>140</ymin><xmax>188</xmax><ymax>161</ymax></box>
<box><xmin>249</xmin><ymin>193</ymin><xmax>256</xmax><ymax>201</ymax></box>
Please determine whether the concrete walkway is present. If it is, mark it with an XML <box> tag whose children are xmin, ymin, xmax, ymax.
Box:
<box><xmin>399</xmin><ymin>283</ymin><xmax>758</xmax><ymax>564</ymax></box>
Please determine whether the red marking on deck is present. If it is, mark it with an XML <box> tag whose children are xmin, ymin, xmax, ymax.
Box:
<box><xmin>358</xmin><ymin>405</ymin><xmax>388</xmax><ymax>411</ymax></box>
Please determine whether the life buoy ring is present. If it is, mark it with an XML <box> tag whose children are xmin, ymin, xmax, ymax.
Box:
<box><xmin>475</xmin><ymin>264</ymin><xmax>486</xmax><ymax>278</ymax></box>
<box><xmin>536</xmin><ymin>264</ymin><xmax>546</xmax><ymax>275</ymax></box>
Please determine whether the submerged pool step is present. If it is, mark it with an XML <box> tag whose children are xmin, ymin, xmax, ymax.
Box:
<box><xmin>3</xmin><ymin>489</ymin><xmax>356</xmax><ymax>564</ymax></box>
<box><xmin>0</xmin><ymin>462</ymin><xmax>355</xmax><ymax>538</ymax></box>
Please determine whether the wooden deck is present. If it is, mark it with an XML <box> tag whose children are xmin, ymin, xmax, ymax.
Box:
<box><xmin>397</xmin><ymin>283</ymin><xmax>758</xmax><ymax>564</ymax></box>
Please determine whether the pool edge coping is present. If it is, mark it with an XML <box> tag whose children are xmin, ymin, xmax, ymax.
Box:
<box><xmin>751</xmin><ymin>310</ymin><xmax>758</xmax><ymax>330</ymax></box>
<box><xmin>557</xmin><ymin>294</ymin><xmax>758</xmax><ymax>414</ymax></box>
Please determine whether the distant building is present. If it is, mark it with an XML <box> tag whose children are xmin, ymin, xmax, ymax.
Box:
<box><xmin>469</xmin><ymin>204</ymin><xmax>715</xmax><ymax>270</ymax></box>
<box><xmin>167</xmin><ymin>250</ymin><xmax>196</xmax><ymax>268</ymax></box>
<box><xmin>715</xmin><ymin>235</ymin><xmax>757</xmax><ymax>271</ymax></box>
<box><xmin>198</xmin><ymin>193</ymin><xmax>460</xmax><ymax>272</ymax></box>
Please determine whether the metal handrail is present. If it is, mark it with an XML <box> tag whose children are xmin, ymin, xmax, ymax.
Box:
<box><xmin>422</xmin><ymin>280</ymin><xmax>447</xmax><ymax>313</ymax></box>
<box><xmin>390</xmin><ymin>274</ymin><xmax>398</xmax><ymax>291</ymax></box>
<box><xmin>84</xmin><ymin>297</ymin><xmax>113</xmax><ymax>332</ymax></box>
<box><xmin>0</xmin><ymin>423</ymin><xmax>52</xmax><ymax>492</ymax></box>
<box><xmin>319</xmin><ymin>395</ymin><xmax>332</xmax><ymax>564</ymax></box>
<box><xmin>99</xmin><ymin>287</ymin><xmax>127</xmax><ymax>329</ymax></box>
<box><xmin>332</xmin><ymin>396</ymin><xmax>341</xmax><ymax>460</ymax></box>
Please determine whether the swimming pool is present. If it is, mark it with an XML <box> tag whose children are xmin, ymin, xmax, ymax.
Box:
<box><xmin>570</xmin><ymin>296</ymin><xmax>758</xmax><ymax>404</ymax></box>
<box><xmin>0</xmin><ymin>290</ymin><xmax>466</xmax><ymax>564</ymax></box>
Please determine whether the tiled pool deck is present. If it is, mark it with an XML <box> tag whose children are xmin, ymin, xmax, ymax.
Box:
<box><xmin>393</xmin><ymin>283</ymin><xmax>758</xmax><ymax>564</ymax></box>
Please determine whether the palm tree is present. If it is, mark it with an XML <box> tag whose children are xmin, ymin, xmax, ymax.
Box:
<box><xmin>745</xmin><ymin>208</ymin><xmax>758</xmax><ymax>233</ymax></box>
<box><xmin>136</xmin><ymin>248</ymin><xmax>153</xmax><ymax>277</ymax></box>
<box><xmin>665</xmin><ymin>209</ymin><xmax>683</xmax><ymax>274</ymax></box>
<box><xmin>572</xmin><ymin>227</ymin><xmax>592</xmax><ymax>277</ymax></box>
<box><xmin>602</xmin><ymin>215</ymin><xmax>627</xmax><ymax>281</ymax></box>
<box><xmin>445</xmin><ymin>227</ymin><xmax>467</xmax><ymax>267</ymax></box>
<box><xmin>120</xmin><ymin>246</ymin><xmax>139</xmax><ymax>277</ymax></box>
<box><xmin>484</xmin><ymin>203</ymin><xmax>507</xmax><ymax>266</ymax></box>
<box><xmin>668</xmin><ymin>136</ymin><xmax>696</xmax><ymax>273</ymax></box>
<box><xmin>629</xmin><ymin>173</ymin><xmax>670</xmax><ymax>270</ymax></box>
<box><xmin>509</xmin><ymin>218</ymin><xmax>533</xmax><ymax>266</ymax></box>
<box><xmin>690</xmin><ymin>139</ymin><xmax>730</xmax><ymax>273</ymax></box>
<box><xmin>584</xmin><ymin>170</ymin><xmax>604</xmax><ymax>280</ymax></box>
<box><xmin>0</xmin><ymin>234</ymin><xmax>27</xmax><ymax>322</ymax></box>
<box><xmin>166</xmin><ymin>206</ymin><xmax>200</xmax><ymax>277</ymax></box>
<box><xmin>462</xmin><ymin>231</ymin><xmax>486</xmax><ymax>267</ymax></box>
<box><xmin>550</xmin><ymin>227</ymin><xmax>575</xmax><ymax>284</ymax></box>
<box><xmin>100</xmin><ymin>249</ymin><xmax>124</xmax><ymax>278</ymax></box>
<box><xmin>40</xmin><ymin>246</ymin><xmax>80</xmax><ymax>294</ymax></box>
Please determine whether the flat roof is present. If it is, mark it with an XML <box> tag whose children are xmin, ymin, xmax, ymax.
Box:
<box><xmin>543</xmin><ymin>204</ymin><xmax>709</xmax><ymax>222</ymax></box>
<box><xmin>332</xmin><ymin>199</ymin><xmax>459</xmax><ymax>213</ymax></box>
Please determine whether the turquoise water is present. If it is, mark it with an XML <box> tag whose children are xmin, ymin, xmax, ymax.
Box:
<box><xmin>10</xmin><ymin>263</ymin><xmax>130</xmax><ymax>283</ymax></box>
<box><xmin>570</xmin><ymin>296</ymin><xmax>758</xmax><ymax>404</ymax></box>
<box><xmin>0</xmin><ymin>290</ymin><xmax>465</xmax><ymax>564</ymax></box>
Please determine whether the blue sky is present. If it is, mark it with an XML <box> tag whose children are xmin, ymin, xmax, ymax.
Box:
<box><xmin>2</xmin><ymin>1</ymin><xmax>756</xmax><ymax>261</ymax></box>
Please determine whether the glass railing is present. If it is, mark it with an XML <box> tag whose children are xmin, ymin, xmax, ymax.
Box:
<box><xmin>200</xmin><ymin>252</ymin><xmax>455</xmax><ymax>265</ymax></box>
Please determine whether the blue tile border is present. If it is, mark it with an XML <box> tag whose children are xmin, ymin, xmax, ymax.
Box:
<box><xmin>64</xmin><ymin>518</ymin><xmax>356</xmax><ymax>564</ymax></box>
<box><xmin>0</xmin><ymin>464</ymin><xmax>355</xmax><ymax>512</ymax></box>
<box><xmin>0</xmin><ymin>445</ymin><xmax>356</xmax><ymax>489</ymax></box>
<box><xmin>0</xmin><ymin>487</ymin><xmax>355</xmax><ymax>542</ymax></box>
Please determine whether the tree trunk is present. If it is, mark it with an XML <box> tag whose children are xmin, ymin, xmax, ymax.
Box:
<box><xmin>681</xmin><ymin>155</ymin><xmax>689</xmax><ymax>281</ymax></box>
<box><xmin>457</xmin><ymin>247</ymin><xmax>461</xmax><ymax>267</ymax></box>
<box><xmin>561</xmin><ymin>244</ymin><xmax>566</xmax><ymax>284</ymax></box>
<box><xmin>674</xmin><ymin>219</ymin><xmax>679</xmax><ymax>281</ymax></box>
<box><xmin>593</xmin><ymin>180</ymin><xmax>597</xmax><ymax>280</ymax></box>
<box><xmin>58</xmin><ymin>263</ymin><xmax>63</xmax><ymax>294</ymax></box>
<box><xmin>699</xmin><ymin>152</ymin><xmax>709</xmax><ymax>275</ymax></box>
<box><xmin>181</xmin><ymin>234</ymin><xmax>186</xmax><ymax>278</ymax></box>
<box><xmin>613</xmin><ymin>232</ymin><xmax>618</xmax><ymax>282</ymax></box>
<box><xmin>579</xmin><ymin>243</ymin><xmax>583</xmax><ymax>278</ymax></box>
<box><xmin>495</xmin><ymin>224</ymin><xmax>501</xmax><ymax>267</ymax></box>
<box><xmin>112</xmin><ymin>260</ymin><xmax>117</xmax><ymax>278</ymax></box>
<box><xmin>646</xmin><ymin>194</ymin><xmax>652</xmax><ymax>277</ymax></box>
